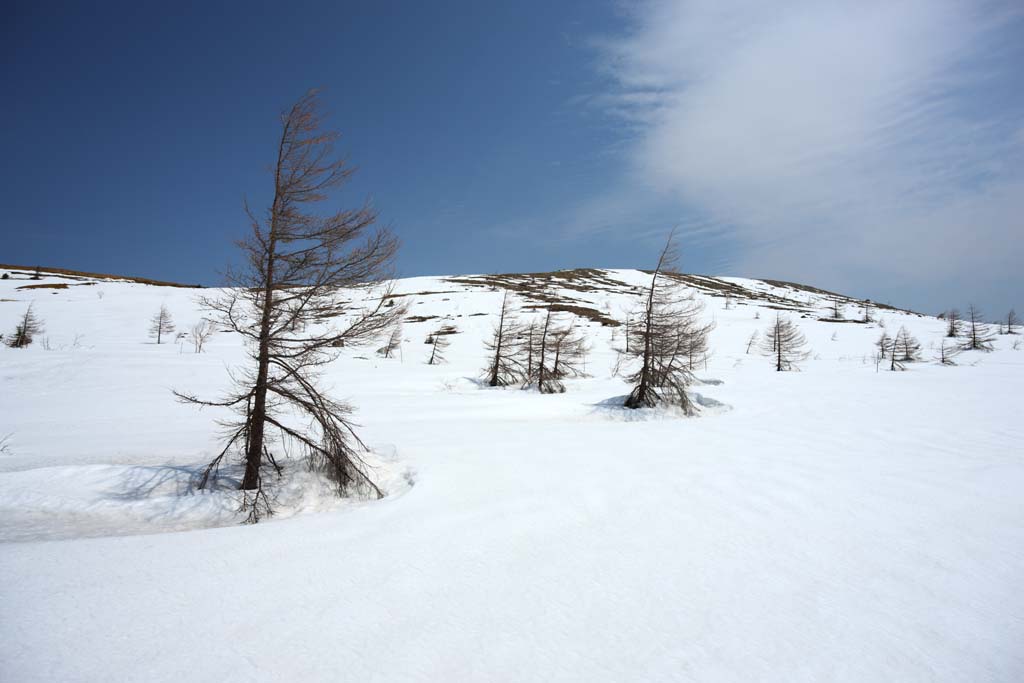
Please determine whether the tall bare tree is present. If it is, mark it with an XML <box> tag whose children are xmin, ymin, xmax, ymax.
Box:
<box><xmin>483</xmin><ymin>291</ymin><xmax>524</xmax><ymax>386</ymax></box>
<box><xmin>622</xmin><ymin>231</ymin><xmax>712</xmax><ymax>411</ymax></box>
<box><xmin>149</xmin><ymin>304</ymin><xmax>175</xmax><ymax>344</ymax></box>
<box><xmin>176</xmin><ymin>90</ymin><xmax>405</xmax><ymax>521</ymax></box>
<box><xmin>761</xmin><ymin>313</ymin><xmax>810</xmax><ymax>371</ymax></box>
<box><xmin>7</xmin><ymin>304</ymin><xmax>44</xmax><ymax>348</ymax></box>
<box><xmin>960</xmin><ymin>304</ymin><xmax>994</xmax><ymax>351</ymax></box>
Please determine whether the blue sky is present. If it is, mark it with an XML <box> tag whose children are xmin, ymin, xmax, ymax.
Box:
<box><xmin>3</xmin><ymin>1</ymin><xmax>1021</xmax><ymax>315</ymax></box>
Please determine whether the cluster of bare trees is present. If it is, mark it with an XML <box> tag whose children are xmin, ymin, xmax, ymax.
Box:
<box><xmin>479</xmin><ymin>293</ymin><xmax>588</xmax><ymax>393</ymax></box>
<box><xmin>620</xmin><ymin>232</ymin><xmax>713</xmax><ymax>412</ymax></box>
<box><xmin>6</xmin><ymin>304</ymin><xmax>44</xmax><ymax>348</ymax></box>
<box><xmin>176</xmin><ymin>90</ymin><xmax>405</xmax><ymax>522</ymax></box>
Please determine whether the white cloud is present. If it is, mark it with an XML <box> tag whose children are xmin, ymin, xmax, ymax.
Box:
<box><xmin>587</xmin><ymin>0</ymin><xmax>1024</xmax><ymax>308</ymax></box>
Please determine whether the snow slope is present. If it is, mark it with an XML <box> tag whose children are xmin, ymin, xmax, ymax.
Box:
<box><xmin>1</xmin><ymin>266</ymin><xmax>1022</xmax><ymax>681</ymax></box>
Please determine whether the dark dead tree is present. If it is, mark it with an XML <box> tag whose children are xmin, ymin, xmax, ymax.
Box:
<box><xmin>484</xmin><ymin>291</ymin><xmax>524</xmax><ymax>386</ymax></box>
<box><xmin>876</xmin><ymin>330</ymin><xmax>892</xmax><ymax>359</ymax></box>
<box><xmin>427</xmin><ymin>329</ymin><xmax>449</xmax><ymax>365</ymax></box>
<box><xmin>861</xmin><ymin>302</ymin><xmax>873</xmax><ymax>323</ymax></box>
<box><xmin>830</xmin><ymin>296</ymin><xmax>843</xmax><ymax>320</ymax></box>
<box><xmin>7</xmin><ymin>304</ymin><xmax>44</xmax><ymax>348</ymax></box>
<box><xmin>935</xmin><ymin>339</ymin><xmax>960</xmax><ymax>366</ymax></box>
<box><xmin>175</xmin><ymin>90</ymin><xmax>405</xmax><ymax>522</ymax></box>
<box><xmin>523</xmin><ymin>309</ymin><xmax>586</xmax><ymax>393</ymax></box>
<box><xmin>888</xmin><ymin>326</ymin><xmax>921</xmax><ymax>371</ymax></box>
<box><xmin>745</xmin><ymin>330</ymin><xmax>760</xmax><ymax>354</ymax></box>
<box><xmin>549</xmin><ymin>321</ymin><xmax>588</xmax><ymax>381</ymax></box>
<box><xmin>149</xmin><ymin>304</ymin><xmax>176</xmax><ymax>344</ymax></box>
<box><xmin>622</xmin><ymin>230</ymin><xmax>712</xmax><ymax>411</ymax></box>
<box><xmin>960</xmin><ymin>304</ymin><xmax>994</xmax><ymax>352</ymax></box>
<box><xmin>761</xmin><ymin>313</ymin><xmax>810</xmax><ymax>371</ymax></box>
<box><xmin>377</xmin><ymin>324</ymin><xmax>402</xmax><ymax>359</ymax></box>
<box><xmin>1006</xmin><ymin>309</ymin><xmax>1019</xmax><ymax>335</ymax></box>
<box><xmin>945</xmin><ymin>309</ymin><xmax>961</xmax><ymax>338</ymax></box>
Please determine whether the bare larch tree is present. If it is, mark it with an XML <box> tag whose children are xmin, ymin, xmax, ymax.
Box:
<box><xmin>1006</xmin><ymin>309</ymin><xmax>1019</xmax><ymax>335</ymax></box>
<box><xmin>761</xmin><ymin>313</ymin><xmax>810</xmax><ymax>371</ymax></box>
<box><xmin>190</xmin><ymin>319</ymin><xmax>215</xmax><ymax>353</ymax></box>
<box><xmin>427</xmin><ymin>329</ymin><xmax>450</xmax><ymax>365</ymax></box>
<box><xmin>524</xmin><ymin>309</ymin><xmax>587</xmax><ymax>393</ymax></box>
<box><xmin>484</xmin><ymin>291</ymin><xmax>524</xmax><ymax>386</ymax></box>
<box><xmin>622</xmin><ymin>231</ymin><xmax>712</xmax><ymax>412</ymax></box>
<box><xmin>935</xmin><ymin>339</ymin><xmax>960</xmax><ymax>366</ymax></box>
<box><xmin>945</xmin><ymin>309</ymin><xmax>961</xmax><ymax>338</ymax></box>
<box><xmin>960</xmin><ymin>304</ymin><xmax>994</xmax><ymax>351</ymax></box>
<box><xmin>149</xmin><ymin>304</ymin><xmax>175</xmax><ymax>344</ymax></box>
<box><xmin>176</xmin><ymin>90</ymin><xmax>405</xmax><ymax>522</ymax></box>
<box><xmin>888</xmin><ymin>326</ymin><xmax>921</xmax><ymax>371</ymax></box>
<box><xmin>7</xmin><ymin>304</ymin><xmax>44</xmax><ymax>348</ymax></box>
<box><xmin>377</xmin><ymin>324</ymin><xmax>402</xmax><ymax>359</ymax></box>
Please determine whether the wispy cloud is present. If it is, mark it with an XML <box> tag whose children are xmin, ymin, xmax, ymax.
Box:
<box><xmin>582</xmin><ymin>0</ymin><xmax>1024</xmax><ymax>308</ymax></box>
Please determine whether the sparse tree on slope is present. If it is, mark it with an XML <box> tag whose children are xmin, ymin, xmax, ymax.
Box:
<box><xmin>191</xmin><ymin>319</ymin><xmax>215</xmax><ymax>353</ymax></box>
<box><xmin>761</xmin><ymin>313</ymin><xmax>810</xmax><ymax>371</ymax></box>
<box><xmin>888</xmin><ymin>326</ymin><xmax>921</xmax><ymax>371</ymax></box>
<box><xmin>524</xmin><ymin>309</ymin><xmax>587</xmax><ymax>394</ymax></box>
<box><xmin>960</xmin><ymin>304</ymin><xmax>994</xmax><ymax>352</ymax></box>
<box><xmin>7</xmin><ymin>304</ymin><xmax>44</xmax><ymax>348</ymax></box>
<box><xmin>622</xmin><ymin>230</ymin><xmax>712</xmax><ymax>412</ymax></box>
<box><xmin>175</xmin><ymin>90</ymin><xmax>405</xmax><ymax>522</ymax></box>
<box><xmin>427</xmin><ymin>329</ymin><xmax>450</xmax><ymax>365</ymax></box>
<box><xmin>484</xmin><ymin>291</ymin><xmax>525</xmax><ymax>386</ymax></box>
<box><xmin>1006</xmin><ymin>309</ymin><xmax>1019</xmax><ymax>335</ymax></box>
<box><xmin>945</xmin><ymin>309</ymin><xmax>961</xmax><ymax>338</ymax></box>
<box><xmin>377</xmin><ymin>324</ymin><xmax>402</xmax><ymax>359</ymax></box>
<box><xmin>935</xmin><ymin>339</ymin><xmax>960</xmax><ymax>366</ymax></box>
<box><xmin>150</xmin><ymin>304</ymin><xmax>175</xmax><ymax>344</ymax></box>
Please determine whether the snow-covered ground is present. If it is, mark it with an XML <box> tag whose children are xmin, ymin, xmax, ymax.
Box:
<box><xmin>1</xmin><ymin>266</ymin><xmax>1022</xmax><ymax>681</ymax></box>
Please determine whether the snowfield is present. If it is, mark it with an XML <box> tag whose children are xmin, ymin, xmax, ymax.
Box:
<box><xmin>1</xmin><ymin>266</ymin><xmax>1022</xmax><ymax>682</ymax></box>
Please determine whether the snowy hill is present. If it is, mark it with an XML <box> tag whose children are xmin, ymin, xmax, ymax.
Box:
<box><xmin>1</xmin><ymin>264</ymin><xmax>1022</xmax><ymax>681</ymax></box>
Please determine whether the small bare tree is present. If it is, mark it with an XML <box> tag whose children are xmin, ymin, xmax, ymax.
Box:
<box><xmin>761</xmin><ymin>313</ymin><xmax>810</xmax><ymax>371</ymax></box>
<box><xmin>621</xmin><ymin>231</ymin><xmax>712</xmax><ymax>411</ymax></box>
<box><xmin>876</xmin><ymin>331</ymin><xmax>892</xmax><ymax>359</ymax></box>
<box><xmin>427</xmin><ymin>329</ymin><xmax>450</xmax><ymax>365</ymax></box>
<box><xmin>7</xmin><ymin>304</ymin><xmax>44</xmax><ymax>348</ymax></box>
<box><xmin>483</xmin><ymin>291</ymin><xmax>524</xmax><ymax>386</ymax></box>
<box><xmin>1006</xmin><ymin>309</ymin><xmax>1019</xmax><ymax>335</ymax></box>
<box><xmin>149</xmin><ymin>304</ymin><xmax>175</xmax><ymax>344</ymax></box>
<box><xmin>861</xmin><ymin>303</ymin><xmax>873</xmax><ymax>323</ymax></box>
<box><xmin>377</xmin><ymin>324</ymin><xmax>402</xmax><ymax>359</ymax></box>
<box><xmin>745</xmin><ymin>330</ymin><xmax>760</xmax><ymax>354</ymax></box>
<box><xmin>524</xmin><ymin>309</ymin><xmax>587</xmax><ymax>393</ymax></box>
<box><xmin>830</xmin><ymin>296</ymin><xmax>843</xmax><ymax>320</ymax></box>
<box><xmin>960</xmin><ymin>304</ymin><xmax>994</xmax><ymax>352</ymax></box>
<box><xmin>175</xmin><ymin>90</ymin><xmax>405</xmax><ymax>522</ymax></box>
<box><xmin>888</xmin><ymin>326</ymin><xmax>921</xmax><ymax>371</ymax></box>
<box><xmin>945</xmin><ymin>309</ymin><xmax>961</xmax><ymax>338</ymax></box>
<box><xmin>191</xmin><ymin>320</ymin><xmax>215</xmax><ymax>353</ymax></box>
<box><xmin>935</xmin><ymin>339</ymin><xmax>960</xmax><ymax>366</ymax></box>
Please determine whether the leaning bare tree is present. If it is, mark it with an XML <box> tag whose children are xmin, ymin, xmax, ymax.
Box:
<box><xmin>483</xmin><ymin>291</ymin><xmax>524</xmax><ymax>386</ymax></box>
<box><xmin>176</xmin><ymin>90</ymin><xmax>405</xmax><ymax>522</ymax></box>
<box><xmin>149</xmin><ymin>304</ymin><xmax>175</xmax><ymax>344</ymax></box>
<box><xmin>761</xmin><ymin>313</ymin><xmax>810</xmax><ymax>371</ymax></box>
<box><xmin>427</xmin><ymin>330</ymin><xmax>450</xmax><ymax>365</ymax></box>
<box><xmin>7</xmin><ymin>304</ymin><xmax>44</xmax><ymax>348</ymax></box>
<box><xmin>960</xmin><ymin>304</ymin><xmax>994</xmax><ymax>352</ymax></box>
<box><xmin>377</xmin><ymin>324</ymin><xmax>402</xmax><ymax>359</ymax></box>
<box><xmin>621</xmin><ymin>231</ymin><xmax>712</xmax><ymax>412</ymax></box>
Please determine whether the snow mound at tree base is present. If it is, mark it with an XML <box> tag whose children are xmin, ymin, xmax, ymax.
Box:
<box><xmin>0</xmin><ymin>448</ymin><xmax>412</xmax><ymax>542</ymax></box>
